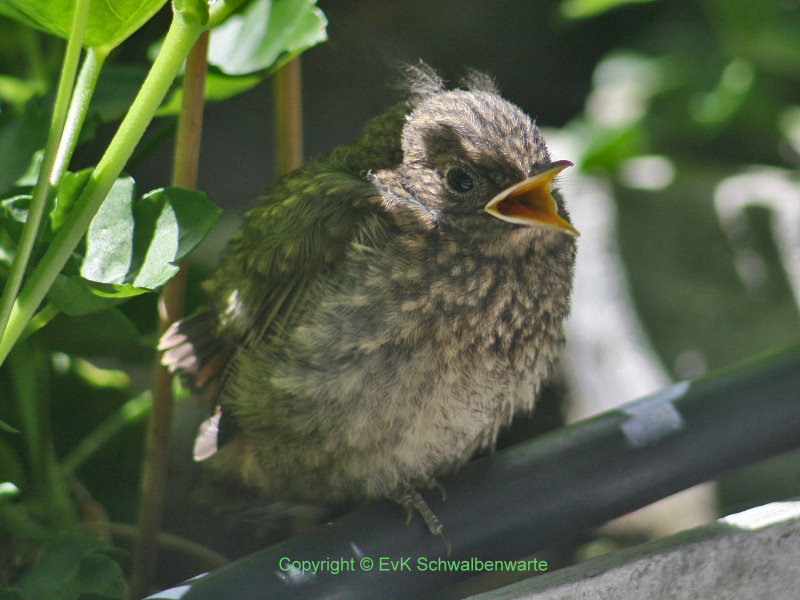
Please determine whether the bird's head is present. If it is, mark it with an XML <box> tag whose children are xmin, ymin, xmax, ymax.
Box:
<box><xmin>370</xmin><ymin>69</ymin><xmax>577</xmax><ymax>254</ymax></box>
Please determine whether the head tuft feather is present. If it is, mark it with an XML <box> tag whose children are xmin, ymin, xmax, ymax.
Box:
<box><xmin>459</xmin><ymin>68</ymin><xmax>500</xmax><ymax>94</ymax></box>
<box><xmin>396</xmin><ymin>61</ymin><xmax>445</xmax><ymax>102</ymax></box>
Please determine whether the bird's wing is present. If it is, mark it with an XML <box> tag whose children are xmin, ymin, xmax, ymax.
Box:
<box><xmin>159</xmin><ymin>101</ymin><xmax>409</xmax><ymax>412</ymax></box>
<box><xmin>159</xmin><ymin>166</ymin><xmax>390</xmax><ymax>400</ymax></box>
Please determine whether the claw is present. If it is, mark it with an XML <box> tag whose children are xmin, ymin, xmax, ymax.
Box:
<box><xmin>391</xmin><ymin>487</ymin><xmax>451</xmax><ymax>555</ymax></box>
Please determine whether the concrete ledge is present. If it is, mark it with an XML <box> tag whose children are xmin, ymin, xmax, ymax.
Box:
<box><xmin>468</xmin><ymin>500</ymin><xmax>800</xmax><ymax>600</ymax></box>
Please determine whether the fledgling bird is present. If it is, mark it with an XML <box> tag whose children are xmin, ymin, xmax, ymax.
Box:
<box><xmin>160</xmin><ymin>65</ymin><xmax>578</xmax><ymax>538</ymax></box>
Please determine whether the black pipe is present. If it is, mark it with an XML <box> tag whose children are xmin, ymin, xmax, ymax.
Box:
<box><xmin>149</xmin><ymin>342</ymin><xmax>800</xmax><ymax>600</ymax></box>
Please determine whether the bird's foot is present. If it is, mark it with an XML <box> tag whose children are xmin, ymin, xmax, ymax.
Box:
<box><xmin>392</xmin><ymin>483</ymin><xmax>451</xmax><ymax>554</ymax></box>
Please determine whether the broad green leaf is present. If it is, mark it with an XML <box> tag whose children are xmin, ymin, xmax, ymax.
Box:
<box><xmin>37</xmin><ymin>308</ymin><xmax>146</xmax><ymax>359</ymax></box>
<box><xmin>0</xmin><ymin>0</ymin><xmax>168</xmax><ymax>50</ymax></box>
<box><xmin>0</xmin><ymin>194</ymin><xmax>32</xmax><ymax>225</ymax></box>
<box><xmin>11</xmin><ymin>530</ymin><xmax>124</xmax><ymax>600</ymax></box>
<box><xmin>144</xmin><ymin>187</ymin><xmax>221</xmax><ymax>263</ymax></box>
<box><xmin>80</xmin><ymin>175</ymin><xmax>137</xmax><ymax>285</ymax></box>
<box><xmin>13</xmin><ymin>150</ymin><xmax>43</xmax><ymax>188</ymax></box>
<box><xmin>45</xmin><ymin>178</ymin><xmax>219</xmax><ymax>315</ymax></box>
<box><xmin>208</xmin><ymin>0</ymin><xmax>328</xmax><ymax>76</ymax></box>
<box><xmin>0</xmin><ymin>192</ymin><xmax>33</xmax><ymax>244</ymax></box>
<box><xmin>80</xmin><ymin>183</ymin><xmax>220</xmax><ymax>290</ymax></box>
<box><xmin>49</xmin><ymin>273</ymin><xmax>133</xmax><ymax>316</ymax></box>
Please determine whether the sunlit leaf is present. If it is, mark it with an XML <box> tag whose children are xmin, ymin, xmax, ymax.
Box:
<box><xmin>47</xmin><ymin>177</ymin><xmax>219</xmax><ymax>316</ymax></box>
<box><xmin>208</xmin><ymin>0</ymin><xmax>328</xmax><ymax>76</ymax></box>
<box><xmin>80</xmin><ymin>182</ymin><xmax>220</xmax><ymax>290</ymax></box>
<box><xmin>0</xmin><ymin>194</ymin><xmax>32</xmax><ymax>225</ymax></box>
<box><xmin>80</xmin><ymin>175</ymin><xmax>137</xmax><ymax>285</ymax></box>
<box><xmin>0</xmin><ymin>0</ymin><xmax>168</xmax><ymax>50</ymax></box>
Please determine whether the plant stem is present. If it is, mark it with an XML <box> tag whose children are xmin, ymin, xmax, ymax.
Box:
<box><xmin>9</xmin><ymin>342</ymin><xmax>76</xmax><ymax>528</ymax></box>
<box><xmin>0</xmin><ymin>13</ymin><xmax>204</xmax><ymax>367</ymax></box>
<box><xmin>274</xmin><ymin>57</ymin><xmax>304</xmax><ymax>175</ymax></box>
<box><xmin>129</xmin><ymin>28</ymin><xmax>209</xmax><ymax>600</ymax></box>
<box><xmin>52</xmin><ymin>46</ymin><xmax>109</xmax><ymax>182</ymax></box>
<box><xmin>8</xmin><ymin>344</ymin><xmax>44</xmax><ymax>494</ymax></box>
<box><xmin>0</xmin><ymin>0</ymin><xmax>91</xmax><ymax>343</ymax></box>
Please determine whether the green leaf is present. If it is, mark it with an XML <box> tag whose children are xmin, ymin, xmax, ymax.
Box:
<box><xmin>37</xmin><ymin>308</ymin><xmax>146</xmax><ymax>359</ymax></box>
<box><xmin>80</xmin><ymin>182</ymin><xmax>220</xmax><ymax>291</ymax></box>
<box><xmin>155</xmin><ymin>0</ymin><xmax>328</xmax><ymax>113</ymax></box>
<box><xmin>46</xmin><ymin>178</ymin><xmax>220</xmax><ymax>316</ymax></box>
<box><xmin>0</xmin><ymin>192</ymin><xmax>34</xmax><ymax>243</ymax></box>
<box><xmin>80</xmin><ymin>175</ymin><xmax>137</xmax><ymax>286</ymax></box>
<box><xmin>208</xmin><ymin>0</ymin><xmax>328</xmax><ymax>76</ymax></box>
<box><xmin>48</xmin><ymin>273</ymin><xmax>132</xmax><ymax>316</ymax></box>
<box><xmin>13</xmin><ymin>150</ymin><xmax>44</xmax><ymax>188</ymax></box>
<box><xmin>11</xmin><ymin>530</ymin><xmax>124</xmax><ymax>600</ymax></box>
<box><xmin>1</xmin><ymin>194</ymin><xmax>33</xmax><ymax>225</ymax></box>
<box><xmin>0</xmin><ymin>0</ymin><xmax>168</xmax><ymax>50</ymax></box>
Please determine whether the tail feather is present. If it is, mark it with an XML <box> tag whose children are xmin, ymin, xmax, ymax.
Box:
<box><xmin>159</xmin><ymin>310</ymin><xmax>229</xmax><ymax>401</ymax></box>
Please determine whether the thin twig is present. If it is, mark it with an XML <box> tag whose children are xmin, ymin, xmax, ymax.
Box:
<box><xmin>274</xmin><ymin>57</ymin><xmax>304</xmax><ymax>175</ymax></box>
<box><xmin>129</xmin><ymin>30</ymin><xmax>209</xmax><ymax>600</ymax></box>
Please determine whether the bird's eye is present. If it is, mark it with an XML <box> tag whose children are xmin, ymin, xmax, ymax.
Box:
<box><xmin>445</xmin><ymin>168</ymin><xmax>474</xmax><ymax>193</ymax></box>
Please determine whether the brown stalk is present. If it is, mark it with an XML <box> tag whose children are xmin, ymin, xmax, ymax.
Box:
<box><xmin>128</xmin><ymin>30</ymin><xmax>210</xmax><ymax>600</ymax></box>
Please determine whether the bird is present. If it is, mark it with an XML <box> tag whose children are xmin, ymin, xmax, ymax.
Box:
<box><xmin>159</xmin><ymin>64</ymin><xmax>578</xmax><ymax>542</ymax></box>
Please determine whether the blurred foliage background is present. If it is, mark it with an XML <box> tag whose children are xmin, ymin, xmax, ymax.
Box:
<box><xmin>1</xmin><ymin>0</ymin><xmax>799</xmax><ymax>594</ymax></box>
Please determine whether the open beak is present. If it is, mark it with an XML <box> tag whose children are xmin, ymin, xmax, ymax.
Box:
<box><xmin>484</xmin><ymin>160</ymin><xmax>578</xmax><ymax>236</ymax></box>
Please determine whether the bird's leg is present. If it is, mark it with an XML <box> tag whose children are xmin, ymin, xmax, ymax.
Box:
<box><xmin>391</xmin><ymin>483</ymin><xmax>451</xmax><ymax>554</ymax></box>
